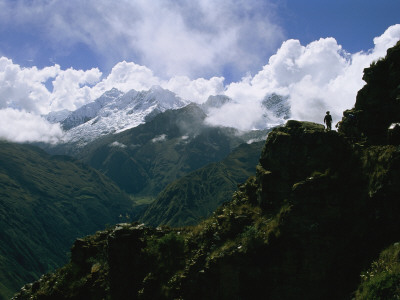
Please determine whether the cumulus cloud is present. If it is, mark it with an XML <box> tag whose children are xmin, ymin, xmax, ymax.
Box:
<box><xmin>164</xmin><ymin>76</ymin><xmax>225</xmax><ymax>103</ymax></box>
<box><xmin>0</xmin><ymin>57</ymin><xmax>103</xmax><ymax>144</ymax></box>
<box><xmin>0</xmin><ymin>57</ymin><xmax>102</xmax><ymax>114</ymax></box>
<box><xmin>0</xmin><ymin>108</ymin><xmax>63</xmax><ymax>143</ymax></box>
<box><xmin>94</xmin><ymin>61</ymin><xmax>160</xmax><ymax>93</ymax></box>
<box><xmin>0</xmin><ymin>23</ymin><xmax>399</xmax><ymax>143</ymax></box>
<box><xmin>205</xmin><ymin>24</ymin><xmax>400</xmax><ymax>129</ymax></box>
<box><xmin>0</xmin><ymin>57</ymin><xmax>56</xmax><ymax>114</ymax></box>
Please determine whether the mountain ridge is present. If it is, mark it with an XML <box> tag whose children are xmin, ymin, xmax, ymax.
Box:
<box><xmin>0</xmin><ymin>141</ymin><xmax>136</xmax><ymax>300</ymax></box>
<box><xmin>139</xmin><ymin>141</ymin><xmax>265</xmax><ymax>227</ymax></box>
<box><xmin>75</xmin><ymin>103</ymin><xmax>264</xmax><ymax>197</ymax></box>
<box><xmin>60</xmin><ymin>86</ymin><xmax>188</xmax><ymax>146</ymax></box>
<box><xmin>43</xmin><ymin>87</ymin><xmax>289</xmax><ymax>154</ymax></box>
<box><xmin>13</xmin><ymin>40</ymin><xmax>400</xmax><ymax>300</ymax></box>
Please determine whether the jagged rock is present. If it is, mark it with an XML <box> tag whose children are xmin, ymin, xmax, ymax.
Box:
<box><xmin>256</xmin><ymin>120</ymin><xmax>350</xmax><ymax>209</ymax></box>
<box><xmin>338</xmin><ymin>41</ymin><xmax>400</xmax><ymax>144</ymax></box>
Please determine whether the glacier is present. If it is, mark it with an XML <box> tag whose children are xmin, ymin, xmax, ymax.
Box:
<box><xmin>49</xmin><ymin>86</ymin><xmax>189</xmax><ymax>146</ymax></box>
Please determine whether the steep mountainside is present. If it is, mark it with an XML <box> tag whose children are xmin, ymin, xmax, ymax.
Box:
<box><xmin>46</xmin><ymin>86</ymin><xmax>188</xmax><ymax>151</ymax></box>
<box><xmin>76</xmin><ymin>104</ymin><xmax>266</xmax><ymax>198</ymax></box>
<box><xmin>13</xmin><ymin>41</ymin><xmax>400</xmax><ymax>300</ymax></box>
<box><xmin>140</xmin><ymin>141</ymin><xmax>264</xmax><ymax>227</ymax></box>
<box><xmin>0</xmin><ymin>142</ymin><xmax>135</xmax><ymax>300</ymax></box>
<box><xmin>339</xmin><ymin>41</ymin><xmax>400</xmax><ymax>144</ymax></box>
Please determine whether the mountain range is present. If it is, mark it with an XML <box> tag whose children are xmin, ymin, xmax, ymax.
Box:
<box><xmin>46</xmin><ymin>86</ymin><xmax>189</xmax><ymax>148</ymax></box>
<box><xmin>75</xmin><ymin>104</ymin><xmax>268</xmax><ymax>196</ymax></box>
<box><xmin>0</xmin><ymin>142</ymin><xmax>135</xmax><ymax>299</ymax></box>
<box><xmin>12</xmin><ymin>41</ymin><xmax>400</xmax><ymax>299</ymax></box>
<box><xmin>1</xmin><ymin>86</ymin><xmax>286</xmax><ymax>298</ymax></box>
<box><xmin>140</xmin><ymin>140</ymin><xmax>265</xmax><ymax>227</ymax></box>
<box><xmin>44</xmin><ymin>86</ymin><xmax>289</xmax><ymax>152</ymax></box>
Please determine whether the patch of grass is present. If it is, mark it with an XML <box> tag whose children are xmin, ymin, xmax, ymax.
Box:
<box><xmin>355</xmin><ymin>242</ymin><xmax>400</xmax><ymax>299</ymax></box>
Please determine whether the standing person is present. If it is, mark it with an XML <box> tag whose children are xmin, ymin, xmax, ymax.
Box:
<box><xmin>324</xmin><ymin>111</ymin><xmax>332</xmax><ymax>131</ymax></box>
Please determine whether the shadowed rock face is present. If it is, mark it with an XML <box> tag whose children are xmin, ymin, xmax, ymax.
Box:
<box><xmin>13</xmin><ymin>42</ymin><xmax>400</xmax><ymax>299</ymax></box>
<box><xmin>339</xmin><ymin>41</ymin><xmax>400</xmax><ymax>144</ymax></box>
<box><xmin>256</xmin><ymin>120</ymin><xmax>352</xmax><ymax>210</ymax></box>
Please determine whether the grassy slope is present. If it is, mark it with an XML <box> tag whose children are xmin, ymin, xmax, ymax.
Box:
<box><xmin>140</xmin><ymin>141</ymin><xmax>264</xmax><ymax>227</ymax></box>
<box><xmin>76</xmin><ymin>104</ymin><xmax>261</xmax><ymax>198</ymax></box>
<box><xmin>0</xmin><ymin>141</ymin><xmax>134</xmax><ymax>299</ymax></box>
<box><xmin>355</xmin><ymin>242</ymin><xmax>400</xmax><ymax>299</ymax></box>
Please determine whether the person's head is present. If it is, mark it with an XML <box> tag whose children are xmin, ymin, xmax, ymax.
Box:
<box><xmin>326</xmin><ymin>111</ymin><xmax>330</xmax><ymax>115</ymax></box>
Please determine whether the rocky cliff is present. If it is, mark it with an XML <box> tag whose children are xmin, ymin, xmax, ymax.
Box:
<box><xmin>13</xmin><ymin>42</ymin><xmax>400</xmax><ymax>299</ymax></box>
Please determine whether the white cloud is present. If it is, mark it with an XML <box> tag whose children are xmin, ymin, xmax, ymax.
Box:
<box><xmin>94</xmin><ymin>61</ymin><xmax>160</xmax><ymax>93</ymax></box>
<box><xmin>164</xmin><ymin>76</ymin><xmax>225</xmax><ymax>103</ymax></box>
<box><xmin>0</xmin><ymin>57</ymin><xmax>102</xmax><ymax>114</ymax></box>
<box><xmin>205</xmin><ymin>100</ymin><xmax>268</xmax><ymax>131</ymax></box>
<box><xmin>372</xmin><ymin>24</ymin><xmax>400</xmax><ymax>56</ymax></box>
<box><xmin>205</xmin><ymin>24</ymin><xmax>400</xmax><ymax>129</ymax></box>
<box><xmin>152</xmin><ymin>134</ymin><xmax>167</xmax><ymax>143</ymax></box>
<box><xmin>50</xmin><ymin>67</ymin><xmax>102</xmax><ymax>112</ymax></box>
<box><xmin>0</xmin><ymin>57</ymin><xmax>56</xmax><ymax>114</ymax></box>
<box><xmin>109</xmin><ymin>141</ymin><xmax>127</xmax><ymax>148</ymax></box>
<box><xmin>0</xmin><ymin>23</ymin><xmax>399</xmax><ymax>143</ymax></box>
<box><xmin>0</xmin><ymin>0</ymin><xmax>284</xmax><ymax>80</ymax></box>
<box><xmin>0</xmin><ymin>108</ymin><xmax>63</xmax><ymax>144</ymax></box>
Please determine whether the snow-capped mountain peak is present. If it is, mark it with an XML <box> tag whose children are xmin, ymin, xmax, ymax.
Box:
<box><xmin>262</xmin><ymin>93</ymin><xmax>291</xmax><ymax>120</ymax></box>
<box><xmin>60</xmin><ymin>88</ymin><xmax>124</xmax><ymax>130</ymax></box>
<box><xmin>59</xmin><ymin>87</ymin><xmax>189</xmax><ymax>145</ymax></box>
<box><xmin>200</xmin><ymin>95</ymin><xmax>232</xmax><ymax>113</ymax></box>
<box><xmin>45</xmin><ymin>109</ymin><xmax>71</xmax><ymax>123</ymax></box>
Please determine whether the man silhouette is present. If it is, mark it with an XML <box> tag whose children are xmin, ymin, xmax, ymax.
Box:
<box><xmin>324</xmin><ymin>111</ymin><xmax>332</xmax><ymax>131</ymax></box>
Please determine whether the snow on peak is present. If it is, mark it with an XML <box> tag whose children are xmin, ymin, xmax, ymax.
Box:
<box><xmin>60</xmin><ymin>87</ymin><xmax>189</xmax><ymax>145</ymax></box>
<box><xmin>201</xmin><ymin>95</ymin><xmax>232</xmax><ymax>113</ymax></box>
<box><xmin>262</xmin><ymin>93</ymin><xmax>290</xmax><ymax>120</ymax></box>
<box><xmin>61</xmin><ymin>88</ymin><xmax>124</xmax><ymax>130</ymax></box>
<box><xmin>45</xmin><ymin>109</ymin><xmax>71</xmax><ymax>123</ymax></box>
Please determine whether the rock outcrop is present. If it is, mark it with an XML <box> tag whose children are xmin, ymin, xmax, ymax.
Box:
<box><xmin>339</xmin><ymin>41</ymin><xmax>400</xmax><ymax>145</ymax></box>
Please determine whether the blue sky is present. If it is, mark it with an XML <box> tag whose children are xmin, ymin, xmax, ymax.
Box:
<box><xmin>1</xmin><ymin>0</ymin><xmax>399</xmax><ymax>82</ymax></box>
<box><xmin>0</xmin><ymin>0</ymin><xmax>399</xmax><ymax>142</ymax></box>
<box><xmin>277</xmin><ymin>0</ymin><xmax>400</xmax><ymax>52</ymax></box>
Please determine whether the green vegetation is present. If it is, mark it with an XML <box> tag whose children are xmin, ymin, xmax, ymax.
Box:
<box><xmin>0</xmin><ymin>141</ymin><xmax>135</xmax><ymax>299</ymax></box>
<box><xmin>0</xmin><ymin>106</ymin><xmax>267</xmax><ymax>298</ymax></box>
<box><xmin>73</xmin><ymin>104</ymin><xmax>267</xmax><ymax>198</ymax></box>
<box><xmin>140</xmin><ymin>141</ymin><xmax>264</xmax><ymax>227</ymax></box>
<box><xmin>355</xmin><ymin>243</ymin><xmax>400</xmax><ymax>299</ymax></box>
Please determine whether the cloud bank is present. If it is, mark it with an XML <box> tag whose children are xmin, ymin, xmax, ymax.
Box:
<box><xmin>0</xmin><ymin>24</ymin><xmax>399</xmax><ymax>143</ymax></box>
<box><xmin>0</xmin><ymin>0</ymin><xmax>283</xmax><ymax>81</ymax></box>
<box><xmin>210</xmin><ymin>24</ymin><xmax>400</xmax><ymax>128</ymax></box>
<box><xmin>0</xmin><ymin>108</ymin><xmax>63</xmax><ymax>144</ymax></box>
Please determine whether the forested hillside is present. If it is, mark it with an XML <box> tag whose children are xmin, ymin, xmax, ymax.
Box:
<box><xmin>0</xmin><ymin>142</ymin><xmax>134</xmax><ymax>299</ymax></box>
